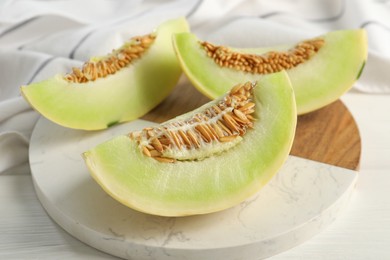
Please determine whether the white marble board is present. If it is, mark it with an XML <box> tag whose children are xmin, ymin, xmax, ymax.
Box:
<box><xmin>29</xmin><ymin>117</ymin><xmax>358</xmax><ymax>260</ymax></box>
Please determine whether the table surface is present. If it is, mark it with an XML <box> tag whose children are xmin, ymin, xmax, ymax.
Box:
<box><xmin>1</xmin><ymin>89</ymin><xmax>389</xmax><ymax>260</ymax></box>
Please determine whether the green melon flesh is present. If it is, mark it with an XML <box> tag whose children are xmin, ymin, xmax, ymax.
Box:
<box><xmin>173</xmin><ymin>30</ymin><xmax>367</xmax><ymax>115</ymax></box>
<box><xmin>83</xmin><ymin>71</ymin><xmax>296</xmax><ymax>217</ymax></box>
<box><xmin>20</xmin><ymin>18</ymin><xmax>189</xmax><ymax>130</ymax></box>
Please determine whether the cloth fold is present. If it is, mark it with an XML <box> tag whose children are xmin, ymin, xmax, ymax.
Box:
<box><xmin>0</xmin><ymin>0</ymin><xmax>389</xmax><ymax>174</ymax></box>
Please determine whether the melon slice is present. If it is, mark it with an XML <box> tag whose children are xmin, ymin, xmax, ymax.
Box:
<box><xmin>173</xmin><ymin>29</ymin><xmax>367</xmax><ymax>114</ymax></box>
<box><xmin>83</xmin><ymin>71</ymin><xmax>296</xmax><ymax>217</ymax></box>
<box><xmin>21</xmin><ymin>17</ymin><xmax>189</xmax><ymax>130</ymax></box>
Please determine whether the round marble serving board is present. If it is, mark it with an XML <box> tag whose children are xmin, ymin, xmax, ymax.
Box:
<box><xmin>29</xmin><ymin>80</ymin><xmax>361</xmax><ymax>260</ymax></box>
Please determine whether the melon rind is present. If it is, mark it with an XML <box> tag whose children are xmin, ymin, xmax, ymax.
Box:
<box><xmin>173</xmin><ymin>30</ymin><xmax>367</xmax><ymax>115</ymax></box>
<box><xmin>83</xmin><ymin>71</ymin><xmax>296</xmax><ymax>217</ymax></box>
<box><xmin>20</xmin><ymin>17</ymin><xmax>189</xmax><ymax>130</ymax></box>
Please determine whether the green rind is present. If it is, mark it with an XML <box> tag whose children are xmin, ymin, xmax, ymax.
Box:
<box><xmin>21</xmin><ymin>17</ymin><xmax>189</xmax><ymax>130</ymax></box>
<box><xmin>83</xmin><ymin>71</ymin><xmax>296</xmax><ymax>217</ymax></box>
<box><xmin>173</xmin><ymin>30</ymin><xmax>367</xmax><ymax>115</ymax></box>
<box><xmin>357</xmin><ymin>61</ymin><xmax>366</xmax><ymax>80</ymax></box>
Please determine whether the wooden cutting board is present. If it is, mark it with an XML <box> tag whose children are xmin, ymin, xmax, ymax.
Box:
<box><xmin>142</xmin><ymin>78</ymin><xmax>361</xmax><ymax>171</ymax></box>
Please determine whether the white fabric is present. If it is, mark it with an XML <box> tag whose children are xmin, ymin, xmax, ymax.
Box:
<box><xmin>0</xmin><ymin>0</ymin><xmax>389</xmax><ymax>175</ymax></box>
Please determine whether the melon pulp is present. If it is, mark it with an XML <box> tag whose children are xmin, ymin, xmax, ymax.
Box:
<box><xmin>20</xmin><ymin>17</ymin><xmax>189</xmax><ymax>130</ymax></box>
<box><xmin>83</xmin><ymin>71</ymin><xmax>297</xmax><ymax>217</ymax></box>
<box><xmin>173</xmin><ymin>30</ymin><xmax>367</xmax><ymax>115</ymax></box>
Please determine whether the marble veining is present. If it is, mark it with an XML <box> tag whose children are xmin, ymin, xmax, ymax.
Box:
<box><xmin>29</xmin><ymin>117</ymin><xmax>358</xmax><ymax>260</ymax></box>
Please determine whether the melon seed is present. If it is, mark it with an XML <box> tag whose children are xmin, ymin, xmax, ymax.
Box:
<box><xmin>130</xmin><ymin>82</ymin><xmax>257</xmax><ymax>163</ymax></box>
<box><xmin>200</xmin><ymin>38</ymin><xmax>324</xmax><ymax>74</ymax></box>
<box><xmin>64</xmin><ymin>34</ymin><xmax>156</xmax><ymax>83</ymax></box>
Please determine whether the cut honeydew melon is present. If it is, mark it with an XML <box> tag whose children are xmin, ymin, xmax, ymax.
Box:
<box><xmin>21</xmin><ymin>17</ymin><xmax>189</xmax><ymax>130</ymax></box>
<box><xmin>83</xmin><ymin>71</ymin><xmax>296</xmax><ymax>217</ymax></box>
<box><xmin>173</xmin><ymin>29</ymin><xmax>367</xmax><ymax>114</ymax></box>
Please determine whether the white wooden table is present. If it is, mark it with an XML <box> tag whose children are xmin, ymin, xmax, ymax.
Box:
<box><xmin>1</xmin><ymin>90</ymin><xmax>389</xmax><ymax>259</ymax></box>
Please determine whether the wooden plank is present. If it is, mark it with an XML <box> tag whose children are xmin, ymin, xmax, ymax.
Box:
<box><xmin>291</xmin><ymin>100</ymin><xmax>361</xmax><ymax>171</ymax></box>
<box><xmin>142</xmin><ymin>79</ymin><xmax>361</xmax><ymax>171</ymax></box>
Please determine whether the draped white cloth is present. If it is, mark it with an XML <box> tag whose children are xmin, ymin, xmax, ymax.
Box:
<box><xmin>1</xmin><ymin>0</ymin><xmax>389</xmax><ymax>174</ymax></box>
